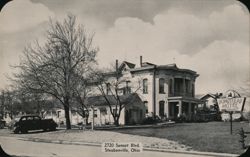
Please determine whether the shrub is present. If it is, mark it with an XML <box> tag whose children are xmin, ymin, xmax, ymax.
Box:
<box><xmin>141</xmin><ymin>117</ymin><xmax>161</xmax><ymax>125</ymax></box>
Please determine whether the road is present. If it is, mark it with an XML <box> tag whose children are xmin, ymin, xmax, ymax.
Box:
<box><xmin>0</xmin><ymin>136</ymin><xmax>217</xmax><ymax>157</ymax></box>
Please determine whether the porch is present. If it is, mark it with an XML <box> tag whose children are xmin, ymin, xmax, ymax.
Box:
<box><xmin>167</xmin><ymin>97</ymin><xmax>203</xmax><ymax>121</ymax></box>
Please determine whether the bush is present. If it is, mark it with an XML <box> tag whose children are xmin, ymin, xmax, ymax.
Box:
<box><xmin>243</xmin><ymin>112</ymin><xmax>250</xmax><ymax>121</ymax></box>
<box><xmin>141</xmin><ymin>117</ymin><xmax>161</xmax><ymax>125</ymax></box>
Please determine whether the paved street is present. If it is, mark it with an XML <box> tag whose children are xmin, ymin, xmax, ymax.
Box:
<box><xmin>0</xmin><ymin>136</ymin><xmax>216</xmax><ymax>157</ymax></box>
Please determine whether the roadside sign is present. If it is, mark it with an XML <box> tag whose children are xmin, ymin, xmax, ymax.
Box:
<box><xmin>217</xmin><ymin>90</ymin><xmax>246</xmax><ymax>135</ymax></box>
<box><xmin>217</xmin><ymin>97</ymin><xmax>246</xmax><ymax>112</ymax></box>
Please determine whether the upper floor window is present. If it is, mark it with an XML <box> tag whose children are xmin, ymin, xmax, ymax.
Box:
<box><xmin>192</xmin><ymin>83</ymin><xmax>195</xmax><ymax>97</ymax></box>
<box><xmin>169</xmin><ymin>79</ymin><xmax>173</xmax><ymax>94</ymax></box>
<box><xmin>142</xmin><ymin>79</ymin><xmax>148</xmax><ymax>94</ymax></box>
<box><xmin>159</xmin><ymin>78</ymin><xmax>165</xmax><ymax>94</ymax></box>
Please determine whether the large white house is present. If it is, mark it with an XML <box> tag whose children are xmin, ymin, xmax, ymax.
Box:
<box><xmin>87</xmin><ymin>56</ymin><xmax>201</xmax><ymax>124</ymax></box>
<box><xmin>45</xmin><ymin>56</ymin><xmax>202</xmax><ymax>125</ymax></box>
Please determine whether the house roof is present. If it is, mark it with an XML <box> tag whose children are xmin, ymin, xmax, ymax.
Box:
<box><xmin>129</xmin><ymin>63</ymin><xmax>198</xmax><ymax>77</ymax></box>
<box><xmin>199</xmin><ymin>93</ymin><xmax>218</xmax><ymax>100</ymax></box>
<box><xmin>141</xmin><ymin>62</ymin><xmax>156</xmax><ymax>67</ymax></box>
<box><xmin>85</xmin><ymin>93</ymin><xmax>143</xmax><ymax>107</ymax></box>
<box><xmin>123</xmin><ymin>61</ymin><xmax>136</xmax><ymax>69</ymax></box>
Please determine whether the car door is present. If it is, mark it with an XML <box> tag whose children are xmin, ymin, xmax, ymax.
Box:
<box><xmin>33</xmin><ymin>116</ymin><xmax>41</xmax><ymax>130</ymax></box>
<box><xmin>26</xmin><ymin>116</ymin><xmax>34</xmax><ymax>130</ymax></box>
<box><xmin>20</xmin><ymin>116</ymin><xmax>31</xmax><ymax>131</ymax></box>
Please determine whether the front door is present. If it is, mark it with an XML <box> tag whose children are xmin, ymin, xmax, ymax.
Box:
<box><xmin>159</xmin><ymin>101</ymin><xmax>165</xmax><ymax>118</ymax></box>
<box><xmin>174</xmin><ymin>104</ymin><xmax>179</xmax><ymax>119</ymax></box>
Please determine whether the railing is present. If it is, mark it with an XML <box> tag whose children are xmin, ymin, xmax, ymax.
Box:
<box><xmin>169</xmin><ymin>92</ymin><xmax>193</xmax><ymax>97</ymax></box>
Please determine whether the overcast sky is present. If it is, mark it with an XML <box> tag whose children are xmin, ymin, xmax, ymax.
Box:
<box><xmin>0</xmin><ymin>0</ymin><xmax>249</xmax><ymax>94</ymax></box>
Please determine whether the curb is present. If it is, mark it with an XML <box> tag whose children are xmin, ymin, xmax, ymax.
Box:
<box><xmin>20</xmin><ymin>137</ymin><xmax>239</xmax><ymax>157</ymax></box>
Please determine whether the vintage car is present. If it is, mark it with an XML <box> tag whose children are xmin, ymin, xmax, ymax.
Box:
<box><xmin>13</xmin><ymin>115</ymin><xmax>58</xmax><ymax>134</ymax></box>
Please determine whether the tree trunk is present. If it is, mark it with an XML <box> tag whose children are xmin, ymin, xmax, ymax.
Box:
<box><xmin>86</xmin><ymin>114</ymin><xmax>89</xmax><ymax>125</ymax></box>
<box><xmin>114</xmin><ymin>116</ymin><xmax>119</xmax><ymax>126</ymax></box>
<box><xmin>64</xmin><ymin>99</ymin><xmax>71</xmax><ymax>129</ymax></box>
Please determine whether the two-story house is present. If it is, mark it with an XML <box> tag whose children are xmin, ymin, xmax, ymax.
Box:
<box><xmin>85</xmin><ymin>56</ymin><xmax>202</xmax><ymax>125</ymax></box>
<box><xmin>45</xmin><ymin>56</ymin><xmax>202</xmax><ymax>125</ymax></box>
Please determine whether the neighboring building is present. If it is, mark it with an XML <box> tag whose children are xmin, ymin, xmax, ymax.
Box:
<box><xmin>86</xmin><ymin>93</ymin><xmax>145</xmax><ymax>125</ymax></box>
<box><xmin>44</xmin><ymin>94</ymin><xmax>145</xmax><ymax>126</ymax></box>
<box><xmin>44</xmin><ymin>108</ymin><xmax>84</xmax><ymax>125</ymax></box>
<box><xmin>198</xmin><ymin>93</ymin><xmax>222</xmax><ymax>111</ymax></box>
<box><xmin>199</xmin><ymin>90</ymin><xmax>249</xmax><ymax>121</ymax></box>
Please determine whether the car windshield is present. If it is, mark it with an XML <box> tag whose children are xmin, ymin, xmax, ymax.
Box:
<box><xmin>14</xmin><ymin>117</ymin><xmax>21</xmax><ymax>121</ymax></box>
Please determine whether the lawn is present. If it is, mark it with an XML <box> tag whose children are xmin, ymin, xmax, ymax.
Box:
<box><xmin>114</xmin><ymin>121</ymin><xmax>250</xmax><ymax>154</ymax></box>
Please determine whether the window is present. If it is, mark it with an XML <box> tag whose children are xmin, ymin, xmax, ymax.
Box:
<box><xmin>94</xmin><ymin>109</ymin><xmax>97</xmax><ymax>117</ymax></box>
<box><xmin>143</xmin><ymin>79</ymin><xmax>148</xmax><ymax>94</ymax></box>
<box><xmin>100</xmin><ymin>108</ymin><xmax>107</xmax><ymax>115</ymax></box>
<box><xmin>106</xmin><ymin>83</ymin><xmax>111</xmax><ymax>95</ymax></box>
<box><xmin>27</xmin><ymin>117</ymin><xmax>33</xmax><ymax>120</ymax></box>
<box><xmin>159</xmin><ymin>101</ymin><xmax>165</xmax><ymax>117</ymax></box>
<box><xmin>125</xmin><ymin>81</ymin><xmax>131</xmax><ymax>94</ymax></box>
<box><xmin>185</xmin><ymin>79</ymin><xmax>190</xmax><ymax>93</ymax></box>
<box><xmin>34</xmin><ymin>116</ymin><xmax>40</xmax><ymax>120</ymax></box>
<box><xmin>159</xmin><ymin>78</ymin><xmax>165</xmax><ymax>93</ymax></box>
<box><xmin>144</xmin><ymin>101</ymin><xmax>148</xmax><ymax>113</ymax></box>
<box><xmin>192</xmin><ymin>83</ymin><xmax>195</xmax><ymax>97</ymax></box>
<box><xmin>82</xmin><ymin>110</ymin><xmax>89</xmax><ymax>118</ymax></box>
<box><xmin>169</xmin><ymin>79</ymin><xmax>173</xmax><ymax>94</ymax></box>
<box><xmin>57</xmin><ymin>111</ymin><xmax>61</xmax><ymax>118</ymax></box>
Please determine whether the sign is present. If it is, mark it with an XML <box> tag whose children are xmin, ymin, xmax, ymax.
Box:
<box><xmin>218</xmin><ymin>97</ymin><xmax>246</xmax><ymax>112</ymax></box>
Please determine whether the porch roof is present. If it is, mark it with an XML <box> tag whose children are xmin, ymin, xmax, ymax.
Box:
<box><xmin>168</xmin><ymin>96</ymin><xmax>205</xmax><ymax>104</ymax></box>
<box><xmin>86</xmin><ymin>93</ymin><xmax>143</xmax><ymax>107</ymax></box>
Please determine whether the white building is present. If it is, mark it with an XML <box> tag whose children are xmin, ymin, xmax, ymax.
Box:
<box><xmin>45</xmin><ymin>56</ymin><xmax>202</xmax><ymax>125</ymax></box>
<box><xmin>87</xmin><ymin>56</ymin><xmax>202</xmax><ymax>123</ymax></box>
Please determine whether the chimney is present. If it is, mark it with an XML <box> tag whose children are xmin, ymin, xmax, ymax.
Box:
<box><xmin>140</xmin><ymin>56</ymin><xmax>142</xmax><ymax>67</ymax></box>
<box><xmin>116</xmin><ymin>59</ymin><xmax>118</xmax><ymax>72</ymax></box>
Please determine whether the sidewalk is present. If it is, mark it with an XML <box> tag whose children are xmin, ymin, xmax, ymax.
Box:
<box><xmin>0</xmin><ymin>128</ymin><xmax>240</xmax><ymax>157</ymax></box>
<box><xmin>20</xmin><ymin>136</ymin><xmax>238</xmax><ymax>157</ymax></box>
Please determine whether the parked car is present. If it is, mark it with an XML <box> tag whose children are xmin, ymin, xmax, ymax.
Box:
<box><xmin>12</xmin><ymin>115</ymin><xmax>58</xmax><ymax>134</ymax></box>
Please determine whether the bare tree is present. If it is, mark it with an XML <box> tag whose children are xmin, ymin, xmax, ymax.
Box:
<box><xmin>12</xmin><ymin>14</ymin><xmax>98</xmax><ymax>129</ymax></box>
<box><xmin>93</xmin><ymin>63</ymin><xmax>142</xmax><ymax>126</ymax></box>
<box><xmin>72</xmin><ymin>78</ymin><xmax>92</xmax><ymax>125</ymax></box>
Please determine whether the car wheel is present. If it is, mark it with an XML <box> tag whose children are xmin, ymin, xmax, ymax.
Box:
<box><xmin>21</xmin><ymin>129</ymin><xmax>27</xmax><ymax>134</ymax></box>
<box><xmin>50</xmin><ymin>127</ymin><xmax>56</xmax><ymax>131</ymax></box>
<box><xmin>13</xmin><ymin>129</ymin><xmax>20</xmax><ymax>134</ymax></box>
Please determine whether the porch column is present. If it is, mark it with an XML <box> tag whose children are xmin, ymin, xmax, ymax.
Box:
<box><xmin>166</xmin><ymin>101</ymin><xmax>169</xmax><ymax>118</ymax></box>
<box><xmin>178</xmin><ymin>100</ymin><xmax>182</xmax><ymax>117</ymax></box>
<box><xmin>188</xmin><ymin>102</ymin><xmax>192</xmax><ymax>120</ymax></box>
<box><xmin>194</xmin><ymin>104</ymin><xmax>198</xmax><ymax>114</ymax></box>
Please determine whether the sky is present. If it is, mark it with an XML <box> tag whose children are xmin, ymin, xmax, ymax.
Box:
<box><xmin>0</xmin><ymin>0</ymin><xmax>249</xmax><ymax>95</ymax></box>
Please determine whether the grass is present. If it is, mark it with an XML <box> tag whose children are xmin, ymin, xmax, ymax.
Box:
<box><xmin>114</xmin><ymin>121</ymin><xmax>250</xmax><ymax>154</ymax></box>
